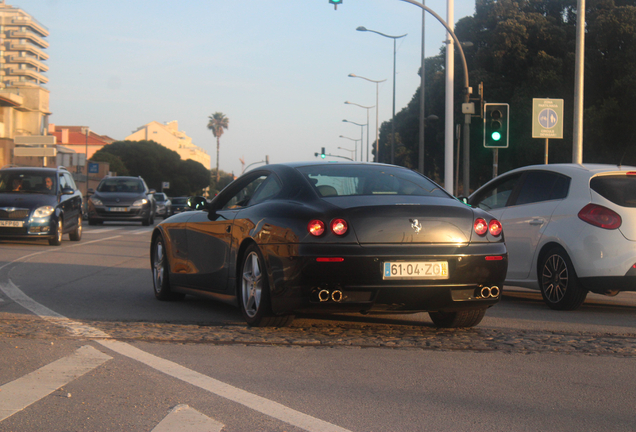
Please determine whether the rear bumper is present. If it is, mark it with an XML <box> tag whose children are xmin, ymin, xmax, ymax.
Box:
<box><xmin>262</xmin><ymin>242</ymin><xmax>508</xmax><ymax>315</ymax></box>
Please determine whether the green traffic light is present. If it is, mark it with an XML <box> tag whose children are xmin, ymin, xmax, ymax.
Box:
<box><xmin>491</xmin><ymin>131</ymin><xmax>502</xmax><ymax>141</ymax></box>
<box><xmin>321</xmin><ymin>154</ymin><xmax>326</xmax><ymax>159</ymax></box>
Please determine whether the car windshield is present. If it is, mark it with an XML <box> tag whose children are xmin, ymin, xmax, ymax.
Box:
<box><xmin>590</xmin><ymin>175</ymin><xmax>636</xmax><ymax>207</ymax></box>
<box><xmin>0</xmin><ymin>171</ymin><xmax>57</xmax><ymax>195</ymax></box>
<box><xmin>296</xmin><ymin>165</ymin><xmax>450</xmax><ymax>198</ymax></box>
<box><xmin>155</xmin><ymin>193</ymin><xmax>167</xmax><ymax>201</ymax></box>
<box><xmin>97</xmin><ymin>178</ymin><xmax>144</xmax><ymax>193</ymax></box>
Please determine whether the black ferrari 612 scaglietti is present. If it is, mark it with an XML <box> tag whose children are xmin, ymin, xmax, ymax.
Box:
<box><xmin>150</xmin><ymin>162</ymin><xmax>507</xmax><ymax>328</ymax></box>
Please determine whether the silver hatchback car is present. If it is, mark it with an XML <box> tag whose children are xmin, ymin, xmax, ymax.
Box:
<box><xmin>468</xmin><ymin>163</ymin><xmax>636</xmax><ymax>310</ymax></box>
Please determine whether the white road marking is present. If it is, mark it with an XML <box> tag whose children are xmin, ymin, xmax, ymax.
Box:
<box><xmin>152</xmin><ymin>404</ymin><xmax>224</xmax><ymax>432</ymax></box>
<box><xmin>83</xmin><ymin>227</ymin><xmax>122</xmax><ymax>233</ymax></box>
<box><xmin>99</xmin><ymin>339</ymin><xmax>351</xmax><ymax>432</ymax></box>
<box><xmin>130</xmin><ymin>228</ymin><xmax>154</xmax><ymax>235</ymax></box>
<box><xmin>0</xmin><ymin>281</ymin><xmax>352</xmax><ymax>432</ymax></box>
<box><xmin>0</xmin><ymin>345</ymin><xmax>111</xmax><ymax>422</ymax></box>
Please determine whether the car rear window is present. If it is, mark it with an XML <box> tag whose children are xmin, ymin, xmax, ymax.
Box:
<box><xmin>296</xmin><ymin>165</ymin><xmax>450</xmax><ymax>198</ymax></box>
<box><xmin>590</xmin><ymin>175</ymin><xmax>636</xmax><ymax>207</ymax></box>
<box><xmin>98</xmin><ymin>178</ymin><xmax>144</xmax><ymax>193</ymax></box>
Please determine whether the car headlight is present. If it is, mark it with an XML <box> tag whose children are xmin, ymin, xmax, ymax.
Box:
<box><xmin>33</xmin><ymin>206</ymin><xmax>55</xmax><ymax>218</ymax></box>
<box><xmin>90</xmin><ymin>196</ymin><xmax>103</xmax><ymax>206</ymax></box>
<box><xmin>133</xmin><ymin>198</ymin><xmax>148</xmax><ymax>207</ymax></box>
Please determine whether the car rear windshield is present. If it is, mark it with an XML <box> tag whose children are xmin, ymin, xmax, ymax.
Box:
<box><xmin>590</xmin><ymin>175</ymin><xmax>636</xmax><ymax>207</ymax></box>
<box><xmin>0</xmin><ymin>171</ymin><xmax>57</xmax><ymax>195</ymax></box>
<box><xmin>97</xmin><ymin>178</ymin><xmax>144</xmax><ymax>193</ymax></box>
<box><xmin>296</xmin><ymin>165</ymin><xmax>450</xmax><ymax>198</ymax></box>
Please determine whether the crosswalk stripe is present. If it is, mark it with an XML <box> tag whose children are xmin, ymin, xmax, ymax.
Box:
<box><xmin>0</xmin><ymin>345</ymin><xmax>112</xmax><ymax>422</ymax></box>
<box><xmin>152</xmin><ymin>404</ymin><xmax>224</xmax><ymax>432</ymax></box>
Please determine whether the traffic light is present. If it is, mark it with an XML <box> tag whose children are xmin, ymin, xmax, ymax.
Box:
<box><xmin>329</xmin><ymin>0</ymin><xmax>342</xmax><ymax>9</ymax></box>
<box><xmin>483</xmin><ymin>103</ymin><xmax>509</xmax><ymax>148</ymax></box>
<box><xmin>321</xmin><ymin>147</ymin><xmax>326</xmax><ymax>159</ymax></box>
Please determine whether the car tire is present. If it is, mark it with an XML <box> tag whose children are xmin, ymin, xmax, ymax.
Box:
<box><xmin>49</xmin><ymin>217</ymin><xmax>63</xmax><ymax>246</ymax></box>
<box><xmin>428</xmin><ymin>308</ymin><xmax>486</xmax><ymax>328</ymax></box>
<box><xmin>69</xmin><ymin>214</ymin><xmax>82</xmax><ymax>242</ymax></box>
<box><xmin>142</xmin><ymin>216</ymin><xmax>151</xmax><ymax>226</ymax></box>
<box><xmin>151</xmin><ymin>234</ymin><xmax>184</xmax><ymax>301</ymax></box>
<box><xmin>539</xmin><ymin>246</ymin><xmax>587</xmax><ymax>310</ymax></box>
<box><xmin>239</xmin><ymin>244</ymin><xmax>294</xmax><ymax>327</ymax></box>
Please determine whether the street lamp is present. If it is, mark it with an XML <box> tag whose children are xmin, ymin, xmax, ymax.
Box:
<box><xmin>342</xmin><ymin>119</ymin><xmax>366</xmax><ymax>162</ymax></box>
<box><xmin>345</xmin><ymin>101</ymin><xmax>374</xmax><ymax>162</ymax></box>
<box><xmin>348</xmin><ymin>74</ymin><xmax>386</xmax><ymax>162</ymax></box>
<box><xmin>337</xmin><ymin>145</ymin><xmax>356</xmax><ymax>161</ymax></box>
<box><xmin>339</xmin><ymin>136</ymin><xmax>360</xmax><ymax>161</ymax></box>
<box><xmin>356</xmin><ymin>26</ymin><xmax>407</xmax><ymax>165</ymax></box>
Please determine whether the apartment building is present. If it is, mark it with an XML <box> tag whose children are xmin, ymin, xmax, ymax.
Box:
<box><xmin>126</xmin><ymin>120</ymin><xmax>211</xmax><ymax>169</ymax></box>
<box><xmin>0</xmin><ymin>1</ymin><xmax>51</xmax><ymax>167</ymax></box>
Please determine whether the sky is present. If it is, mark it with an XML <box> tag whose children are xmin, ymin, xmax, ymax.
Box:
<box><xmin>17</xmin><ymin>0</ymin><xmax>477</xmax><ymax>176</ymax></box>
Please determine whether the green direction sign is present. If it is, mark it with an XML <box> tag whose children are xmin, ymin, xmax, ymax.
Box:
<box><xmin>532</xmin><ymin>98</ymin><xmax>563</xmax><ymax>139</ymax></box>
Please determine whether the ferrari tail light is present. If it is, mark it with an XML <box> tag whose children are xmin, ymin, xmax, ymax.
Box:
<box><xmin>331</xmin><ymin>218</ymin><xmax>348</xmax><ymax>235</ymax></box>
<box><xmin>308</xmin><ymin>220</ymin><xmax>325</xmax><ymax>236</ymax></box>
<box><xmin>578</xmin><ymin>204</ymin><xmax>622</xmax><ymax>229</ymax></box>
<box><xmin>474</xmin><ymin>218</ymin><xmax>488</xmax><ymax>236</ymax></box>
<box><xmin>488</xmin><ymin>219</ymin><xmax>503</xmax><ymax>236</ymax></box>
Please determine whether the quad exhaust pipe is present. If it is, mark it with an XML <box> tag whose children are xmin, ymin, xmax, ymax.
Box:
<box><xmin>479</xmin><ymin>286</ymin><xmax>500</xmax><ymax>299</ymax></box>
<box><xmin>317</xmin><ymin>289</ymin><xmax>343</xmax><ymax>302</ymax></box>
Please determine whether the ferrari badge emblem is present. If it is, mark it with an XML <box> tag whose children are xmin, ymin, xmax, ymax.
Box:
<box><xmin>409</xmin><ymin>218</ymin><xmax>422</xmax><ymax>234</ymax></box>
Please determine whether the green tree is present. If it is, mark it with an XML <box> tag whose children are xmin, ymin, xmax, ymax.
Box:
<box><xmin>97</xmin><ymin>140</ymin><xmax>210</xmax><ymax>196</ymax></box>
<box><xmin>207</xmin><ymin>112</ymin><xmax>229</xmax><ymax>182</ymax></box>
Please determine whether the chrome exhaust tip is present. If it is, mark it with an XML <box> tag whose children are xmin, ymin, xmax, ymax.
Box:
<box><xmin>480</xmin><ymin>287</ymin><xmax>491</xmax><ymax>298</ymax></box>
<box><xmin>490</xmin><ymin>286</ymin><xmax>500</xmax><ymax>297</ymax></box>
<box><xmin>318</xmin><ymin>289</ymin><xmax>330</xmax><ymax>302</ymax></box>
<box><xmin>331</xmin><ymin>290</ymin><xmax>343</xmax><ymax>302</ymax></box>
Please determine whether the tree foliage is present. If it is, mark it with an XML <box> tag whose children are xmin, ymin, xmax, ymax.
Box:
<box><xmin>90</xmin><ymin>151</ymin><xmax>129</xmax><ymax>176</ymax></box>
<box><xmin>207</xmin><ymin>112</ymin><xmax>230</xmax><ymax>182</ymax></box>
<box><xmin>379</xmin><ymin>0</ymin><xmax>636</xmax><ymax>192</ymax></box>
<box><xmin>97</xmin><ymin>140</ymin><xmax>211</xmax><ymax>196</ymax></box>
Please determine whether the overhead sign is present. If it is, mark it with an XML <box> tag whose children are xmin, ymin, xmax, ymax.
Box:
<box><xmin>14</xmin><ymin>147</ymin><xmax>56</xmax><ymax>157</ymax></box>
<box><xmin>532</xmin><ymin>99</ymin><xmax>563</xmax><ymax>139</ymax></box>
<box><xmin>14</xmin><ymin>135</ymin><xmax>56</xmax><ymax>145</ymax></box>
<box><xmin>88</xmin><ymin>162</ymin><xmax>99</xmax><ymax>174</ymax></box>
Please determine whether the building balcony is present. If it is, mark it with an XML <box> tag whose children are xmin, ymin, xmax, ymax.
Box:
<box><xmin>5</xmin><ymin>67</ymin><xmax>48</xmax><ymax>84</ymax></box>
<box><xmin>7</xmin><ymin>55</ymin><xmax>48</xmax><ymax>72</ymax></box>
<box><xmin>7</xmin><ymin>42</ymin><xmax>48</xmax><ymax>60</ymax></box>
<box><xmin>10</xmin><ymin>17</ymin><xmax>49</xmax><ymax>37</ymax></box>
<box><xmin>9</xmin><ymin>30</ymin><xmax>49</xmax><ymax>49</ymax></box>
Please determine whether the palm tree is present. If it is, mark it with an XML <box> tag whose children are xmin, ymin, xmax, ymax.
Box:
<box><xmin>207</xmin><ymin>112</ymin><xmax>229</xmax><ymax>182</ymax></box>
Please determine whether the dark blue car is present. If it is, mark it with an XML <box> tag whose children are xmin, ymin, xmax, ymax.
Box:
<box><xmin>0</xmin><ymin>166</ymin><xmax>83</xmax><ymax>245</ymax></box>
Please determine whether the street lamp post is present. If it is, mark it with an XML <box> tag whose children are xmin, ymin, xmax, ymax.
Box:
<box><xmin>357</xmin><ymin>26</ymin><xmax>407</xmax><ymax>165</ymax></box>
<box><xmin>345</xmin><ymin>101</ymin><xmax>374</xmax><ymax>162</ymax></box>
<box><xmin>348</xmin><ymin>74</ymin><xmax>386</xmax><ymax>162</ymax></box>
<box><xmin>342</xmin><ymin>120</ymin><xmax>366</xmax><ymax>161</ymax></box>
<box><xmin>337</xmin><ymin>145</ymin><xmax>356</xmax><ymax>161</ymax></box>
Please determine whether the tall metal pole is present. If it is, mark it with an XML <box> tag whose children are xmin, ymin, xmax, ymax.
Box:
<box><xmin>348</xmin><ymin>75</ymin><xmax>386</xmax><ymax>162</ymax></box>
<box><xmin>356</xmin><ymin>28</ymin><xmax>406</xmax><ymax>164</ymax></box>
<box><xmin>447</xmin><ymin>0</ymin><xmax>458</xmax><ymax>195</ymax></box>
<box><xmin>572</xmin><ymin>0</ymin><xmax>585</xmax><ymax>164</ymax></box>
<box><xmin>345</xmin><ymin>101</ymin><xmax>374</xmax><ymax>162</ymax></box>
<box><xmin>418</xmin><ymin>0</ymin><xmax>426</xmax><ymax>174</ymax></box>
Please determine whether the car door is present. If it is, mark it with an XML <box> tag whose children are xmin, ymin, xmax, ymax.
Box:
<box><xmin>184</xmin><ymin>172</ymin><xmax>273</xmax><ymax>293</ymax></box>
<box><xmin>58</xmin><ymin>172</ymin><xmax>80</xmax><ymax>230</ymax></box>
<box><xmin>497</xmin><ymin>171</ymin><xmax>570</xmax><ymax>280</ymax></box>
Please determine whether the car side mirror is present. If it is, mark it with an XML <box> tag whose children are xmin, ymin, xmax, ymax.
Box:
<box><xmin>62</xmin><ymin>187</ymin><xmax>75</xmax><ymax>195</ymax></box>
<box><xmin>187</xmin><ymin>196</ymin><xmax>207</xmax><ymax>211</ymax></box>
<box><xmin>149</xmin><ymin>189</ymin><xmax>156</xmax><ymax>194</ymax></box>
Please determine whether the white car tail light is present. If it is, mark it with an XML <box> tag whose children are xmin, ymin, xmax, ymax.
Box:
<box><xmin>578</xmin><ymin>204</ymin><xmax>622</xmax><ymax>229</ymax></box>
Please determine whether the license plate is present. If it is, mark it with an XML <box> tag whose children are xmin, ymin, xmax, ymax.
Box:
<box><xmin>107</xmin><ymin>207</ymin><xmax>128</xmax><ymax>212</ymax></box>
<box><xmin>383</xmin><ymin>261</ymin><xmax>449</xmax><ymax>280</ymax></box>
<box><xmin>0</xmin><ymin>220</ymin><xmax>24</xmax><ymax>227</ymax></box>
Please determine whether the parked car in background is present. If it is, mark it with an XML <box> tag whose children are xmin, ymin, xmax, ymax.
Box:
<box><xmin>169</xmin><ymin>197</ymin><xmax>191</xmax><ymax>215</ymax></box>
<box><xmin>154</xmin><ymin>193</ymin><xmax>172</xmax><ymax>218</ymax></box>
<box><xmin>0</xmin><ymin>166</ymin><xmax>83</xmax><ymax>245</ymax></box>
<box><xmin>468</xmin><ymin>163</ymin><xmax>636</xmax><ymax>310</ymax></box>
<box><xmin>87</xmin><ymin>176</ymin><xmax>156</xmax><ymax>226</ymax></box>
<box><xmin>151</xmin><ymin>162</ymin><xmax>507</xmax><ymax>328</ymax></box>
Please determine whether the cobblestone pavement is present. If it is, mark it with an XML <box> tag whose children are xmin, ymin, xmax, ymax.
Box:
<box><xmin>1</xmin><ymin>313</ymin><xmax>635</xmax><ymax>357</ymax></box>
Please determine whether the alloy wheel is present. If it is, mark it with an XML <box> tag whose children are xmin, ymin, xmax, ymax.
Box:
<box><xmin>241</xmin><ymin>251</ymin><xmax>263</xmax><ymax>318</ymax></box>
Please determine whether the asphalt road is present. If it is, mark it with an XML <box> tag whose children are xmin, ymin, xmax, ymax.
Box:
<box><xmin>0</xmin><ymin>222</ymin><xmax>635</xmax><ymax>431</ymax></box>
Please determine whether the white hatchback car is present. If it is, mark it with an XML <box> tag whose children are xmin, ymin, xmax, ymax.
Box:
<box><xmin>468</xmin><ymin>163</ymin><xmax>636</xmax><ymax>310</ymax></box>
